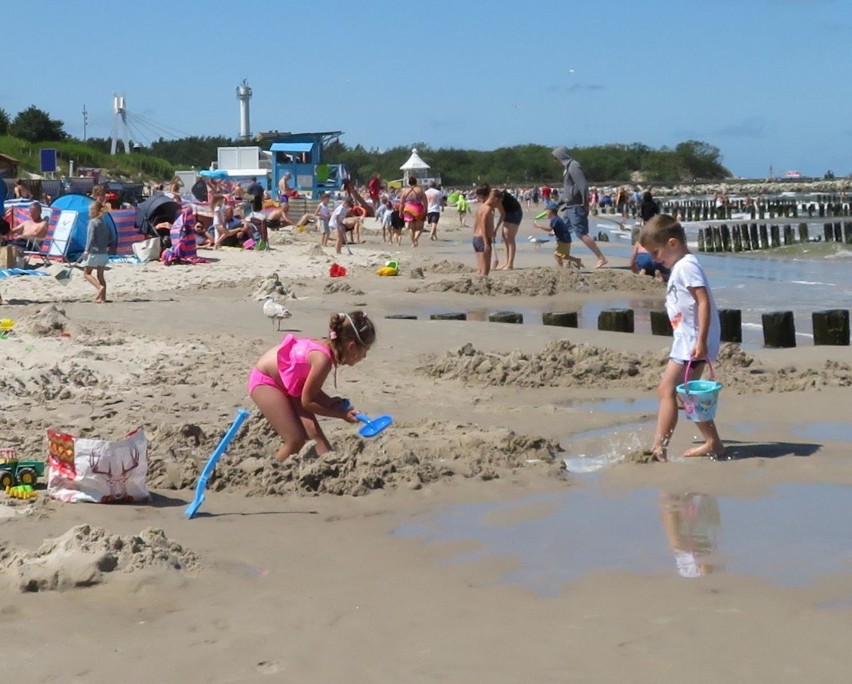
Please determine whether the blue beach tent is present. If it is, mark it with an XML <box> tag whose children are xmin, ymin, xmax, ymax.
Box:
<box><xmin>49</xmin><ymin>193</ymin><xmax>117</xmax><ymax>261</ymax></box>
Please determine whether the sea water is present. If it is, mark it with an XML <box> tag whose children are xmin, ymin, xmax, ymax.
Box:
<box><xmin>414</xmin><ymin>230</ymin><xmax>852</xmax><ymax>347</ymax></box>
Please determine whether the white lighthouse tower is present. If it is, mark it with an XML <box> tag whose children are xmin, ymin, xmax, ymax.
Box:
<box><xmin>236</xmin><ymin>79</ymin><xmax>252</xmax><ymax>141</ymax></box>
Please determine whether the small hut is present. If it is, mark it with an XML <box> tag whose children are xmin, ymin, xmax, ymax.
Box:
<box><xmin>399</xmin><ymin>148</ymin><xmax>441</xmax><ymax>187</ymax></box>
<box><xmin>0</xmin><ymin>153</ymin><xmax>20</xmax><ymax>179</ymax></box>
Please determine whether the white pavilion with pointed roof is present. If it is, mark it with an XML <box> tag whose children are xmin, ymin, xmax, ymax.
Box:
<box><xmin>399</xmin><ymin>148</ymin><xmax>441</xmax><ymax>185</ymax></box>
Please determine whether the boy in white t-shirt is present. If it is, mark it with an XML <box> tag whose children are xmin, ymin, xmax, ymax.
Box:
<box><xmin>639</xmin><ymin>214</ymin><xmax>724</xmax><ymax>461</ymax></box>
<box><xmin>315</xmin><ymin>192</ymin><xmax>332</xmax><ymax>247</ymax></box>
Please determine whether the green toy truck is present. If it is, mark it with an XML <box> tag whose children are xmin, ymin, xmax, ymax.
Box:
<box><xmin>0</xmin><ymin>448</ymin><xmax>46</xmax><ymax>489</ymax></box>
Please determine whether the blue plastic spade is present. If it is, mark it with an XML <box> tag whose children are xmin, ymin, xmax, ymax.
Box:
<box><xmin>185</xmin><ymin>408</ymin><xmax>250</xmax><ymax>519</ymax></box>
<box><xmin>356</xmin><ymin>413</ymin><xmax>393</xmax><ymax>438</ymax></box>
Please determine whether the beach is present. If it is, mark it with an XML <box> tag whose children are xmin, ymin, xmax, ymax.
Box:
<box><xmin>1</xmin><ymin>216</ymin><xmax>852</xmax><ymax>683</ymax></box>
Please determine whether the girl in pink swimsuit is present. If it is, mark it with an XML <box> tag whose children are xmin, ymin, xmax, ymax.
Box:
<box><xmin>248</xmin><ymin>311</ymin><xmax>376</xmax><ymax>462</ymax></box>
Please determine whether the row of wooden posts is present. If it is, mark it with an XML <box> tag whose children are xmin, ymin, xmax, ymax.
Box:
<box><xmin>658</xmin><ymin>199</ymin><xmax>852</xmax><ymax>222</ymax></box>
<box><xmin>388</xmin><ymin>308</ymin><xmax>852</xmax><ymax>347</ymax></box>
<box><xmin>696</xmin><ymin>221</ymin><xmax>852</xmax><ymax>252</ymax></box>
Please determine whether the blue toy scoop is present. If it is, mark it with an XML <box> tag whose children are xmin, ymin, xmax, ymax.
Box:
<box><xmin>356</xmin><ymin>413</ymin><xmax>393</xmax><ymax>438</ymax></box>
<box><xmin>185</xmin><ymin>408</ymin><xmax>250</xmax><ymax>519</ymax></box>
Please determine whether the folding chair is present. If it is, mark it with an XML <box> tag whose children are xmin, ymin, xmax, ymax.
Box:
<box><xmin>9</xmin><ymin>205</ymin><xmax>53</xmax><ymax>267</ymax></box>
<box><xmin>45</xmin><ymin>209</ymin><xmax>78</xmax><ymax>264</ymax></box>
<box><xmin>22</xmin><ymin>237</ymin><xmax>51</xmax><ymax>268</ymax></box>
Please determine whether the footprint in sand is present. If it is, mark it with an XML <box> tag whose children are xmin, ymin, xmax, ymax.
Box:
<box><xmin>256</xmin><ymin>661</ymin><xmax>282</xmax><ymax>675</ymax></box>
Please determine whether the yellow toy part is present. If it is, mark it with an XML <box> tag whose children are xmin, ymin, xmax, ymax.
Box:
<box><xmin>5</xmin><ymin>485</ymin><xmax>37</xmax><ymax>500</ymax></box>
<box><xmin>375</xmin><ymin>266</ymin><xmax>399</xmax><ymax>276</ymax></box>
<box><xmin>0</xmin><ymin>319</ymin><xmax>14</xmax><ymax>331</ymax></box>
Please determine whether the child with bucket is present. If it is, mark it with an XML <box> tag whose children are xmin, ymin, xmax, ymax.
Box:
<box><xmin>248</xmin><ymin>311</ymin><xmax>376</xmax><ymax>462</ymax></box>
<box><xmin>639</xmin><ymin>215</ymin><xmax>724</xmax><ymax>461</ymax></box>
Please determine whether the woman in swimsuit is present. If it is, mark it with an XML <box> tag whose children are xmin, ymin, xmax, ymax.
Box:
<box><xmin>399</xmin><ymin>175</ymin><xmax>427</xmax><ymax>247</ymax></box>
<box><xmin>248</xmin><ymin>311</ymin><xmax>376</xmax><ymax>461</ymax></box>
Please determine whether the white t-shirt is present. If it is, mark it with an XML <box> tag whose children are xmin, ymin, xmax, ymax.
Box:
<box><xmin>425</xmin><ymin>187</ymin><xmax>442</xmax><ymax>213</ymax></box>
<box><xmin>316</xmin><ymin>202</ymin><xmax>331</xmax><ymax>219</ymax></box>
<box><xmin>329</xmin><ymin>203</ymin><xmax>347</xmax><ymax>230</ymax></box>
<box><xmin>665</xmin><ymin>253</ymin><xmax>720</xmax><ymax>362</ymax></box>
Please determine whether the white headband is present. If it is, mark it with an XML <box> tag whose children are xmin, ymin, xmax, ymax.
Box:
<box><xmin>340</xmin><ymin>312</ymin><xmax>366</xmax><ymax>346</ymax></box>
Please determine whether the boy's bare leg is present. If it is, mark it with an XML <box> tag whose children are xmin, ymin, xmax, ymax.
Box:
<box><xmin>475</xmin><ymin>250</ymin><xmax>487</xmax><ymax>276</ymax></box>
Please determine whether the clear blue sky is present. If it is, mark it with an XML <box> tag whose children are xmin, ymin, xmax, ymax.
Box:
<box><xmin>2</xmin><ymin>0</ymin><xmax>849</xmax><ymax>178</ymax></box>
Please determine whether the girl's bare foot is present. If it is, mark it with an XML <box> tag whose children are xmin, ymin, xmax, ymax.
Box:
<box><xmin>595</xmin><ymin>258</ymin><xmax>609</xmax><ymax>268</ymax></box>
<box><xmin>684</xmin><ymin>443</ymin><xmax>726</xmax><ymax>460</ymax></box>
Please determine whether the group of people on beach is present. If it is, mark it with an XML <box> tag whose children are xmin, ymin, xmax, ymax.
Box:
<box><xmin>4</xmin><ymin>154</ymin><xmax>724</xmax><ymax>465</ymax></box>
<box><xmin>248</xmin><ymin>194</ymin><xmax>723</xmax><ymax>468</ymax></box>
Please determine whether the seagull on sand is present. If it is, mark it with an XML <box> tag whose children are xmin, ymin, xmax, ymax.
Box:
<box><xmin>528</xmin><ymin>235</ymin><xmax>553</xmax><ymax>251</ymax></box>
<box><xmin>263</xmin><ymin>296</ymin><xmax>292</xmax><ymax>331</ymax></box>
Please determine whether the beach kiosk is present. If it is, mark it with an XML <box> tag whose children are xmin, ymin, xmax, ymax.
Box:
<box><xmin>269</xmin><ymin>131</ymin><xmax>348</xmax><ymax>199</ymax></box>
<box><xmin>397</xmin><ymin>148</ymin><xmax>441</xmax><ymax>187</ymax></box>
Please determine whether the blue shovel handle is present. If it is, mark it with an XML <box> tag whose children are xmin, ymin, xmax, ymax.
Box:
<box><xmin>185</xmin><ymin>408</ymin><xmax>250</xmax><ymax>519</ymax></box>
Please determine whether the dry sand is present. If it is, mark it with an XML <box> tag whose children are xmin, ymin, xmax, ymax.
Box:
<box><xmin>1</xmin><ymin>217</ymin><xmax>851</xmax><ymax>683</ymax></box>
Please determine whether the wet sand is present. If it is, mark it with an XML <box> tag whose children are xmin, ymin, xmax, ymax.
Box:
<box><xmin>1</xmin><ymin>216</ymin><xmax>851</xmax><ymax>683</ymax></box>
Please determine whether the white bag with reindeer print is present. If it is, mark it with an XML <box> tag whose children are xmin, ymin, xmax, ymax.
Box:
<box><xmin>46</xmin><ymin>428</ymin><xmax>150</xmax><ymax>503</ymax></box>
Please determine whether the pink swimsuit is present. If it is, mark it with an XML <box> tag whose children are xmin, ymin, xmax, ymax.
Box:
<box><xmin>247</xmin><ymin>334</ymin><xmax>333</xmax><ymax>397</ymax></box>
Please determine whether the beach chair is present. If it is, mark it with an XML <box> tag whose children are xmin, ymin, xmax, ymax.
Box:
<box><xmin>44</xmin><ymin>209</ymin><xmax>78</xmax><ymax>264</ymax></box>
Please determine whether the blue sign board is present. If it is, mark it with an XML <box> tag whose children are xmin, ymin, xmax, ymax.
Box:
<box><xmin>40</xmin><ymin>148</ymin><xmax>57</xmax><ymax>173</ymax></box>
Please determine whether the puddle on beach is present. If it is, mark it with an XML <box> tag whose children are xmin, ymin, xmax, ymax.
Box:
<box><xmin>729</xmin><ymin>421</ymin><xmax>852</xmax><ymax>443</ymax></box>
<box><xmin>394</xmin><ymin>483</ymin><xmax>852</xmax><ymax>596</ymax></box>
<box><xmin>561</xmin><ymin>421</ymin><xmax>651</xmax><ymax>474</ymax></box>
<box><xmin>792</xmin><ymin>422</ymin><xmax>852</xmax><ymax>442</ymax></box>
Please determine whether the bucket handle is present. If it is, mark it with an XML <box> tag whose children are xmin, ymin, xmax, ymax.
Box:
<box><xmin>682</xmin><ymin>357</ymin><xmax>715</xmax><ymax>397</ymax></box>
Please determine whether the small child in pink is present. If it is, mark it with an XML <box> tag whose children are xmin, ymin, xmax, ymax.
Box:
<box><xmin>248</xmin><ymin>311</ymin><xmax>376</xmax><ymax>461</ymax></box>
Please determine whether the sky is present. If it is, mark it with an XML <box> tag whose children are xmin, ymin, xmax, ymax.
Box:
<box><xmin>2</xmin><ymin>0</ymin><xmax>849</xmax><ymax>179</ymax></box>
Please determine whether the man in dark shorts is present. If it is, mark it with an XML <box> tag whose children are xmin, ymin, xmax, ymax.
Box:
<box><xmin>425</xmin><ymin>182</ymin><xmax>443</xmax><ymax>241</ymax></box>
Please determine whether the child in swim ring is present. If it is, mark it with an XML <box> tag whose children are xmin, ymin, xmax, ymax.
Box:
<box><xmin>248</xmin><ymin>311</ymin><xmax>376</xmax><ymax>461</ymax></box>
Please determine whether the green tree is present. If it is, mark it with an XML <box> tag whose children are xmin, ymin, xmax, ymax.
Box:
<box><xmin>674</xmin><ymin>140</ymin><xmax>728</xmax><ymax>179</ymax></box>
<box><xmin>0</xmin><ymin>108</ymin><xmax>10</xmax><ymax>135</ymax></box>
<box><xmin>9</xmin><ymin>105</ymin><xmax>68</xmax><ymax>142</ymax></box>
<box><xmin>640</xmin><ymin>150</ymin><xmax>684</xmax><ymax>184</ymax></box>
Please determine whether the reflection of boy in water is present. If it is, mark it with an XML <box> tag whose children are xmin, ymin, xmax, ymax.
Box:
<box><xmin>659</xmin><ymin>492</ymin><xmax>722</xmax><ymax>578</ymax></box>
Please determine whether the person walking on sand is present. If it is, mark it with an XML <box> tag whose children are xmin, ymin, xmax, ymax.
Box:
<box><xmin>425</xmin><ymin>182</ymin><xmax>443</xmax><ymax>241</ymax></box>
<box><xmin>552</xmin><ymin>146</ymin><xmax>608</xmax><ymax>268</ymax></box>
<box><xmin>456</xmin><ymin>192</ymin><xmax>470</xmax><ymax>227</ymax></box>
<box><xmin>472</xmin><ymin>184</ymin><xmax>500</xmax><ymax>276</ymax></box>
<box><xmin>492</xmin><ymin>188</ymin><xmax>523</xmax><ymax>270</ymax></box>
<box><xmin>400</xmin><ymin>176</ymin><xmax>427</xmax><ymax>246</ymax></box>
<box><xmin>81</xmin><ymin>201</ymin><xmax>116</xmax><ymax>304</ymax></box>
<box><xmin>248</xmin><ymin>311</ymin><xmax>376</xmax><ymax>462</ymax></box>
<box><xmin>639</xmin><ymin>214</ymin><xmax>723</xmax><ymax>462</ymax></box>
<box><xmin>534</xmin><ymin>201</ymin><xmax>582</xmax><ymax>269</ymax></box>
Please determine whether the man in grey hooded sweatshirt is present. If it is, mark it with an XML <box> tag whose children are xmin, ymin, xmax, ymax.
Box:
<box><xmin>552</xmin><ymin>146</ymin><xmax>608</xmax><ymax>268</ymax></box>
